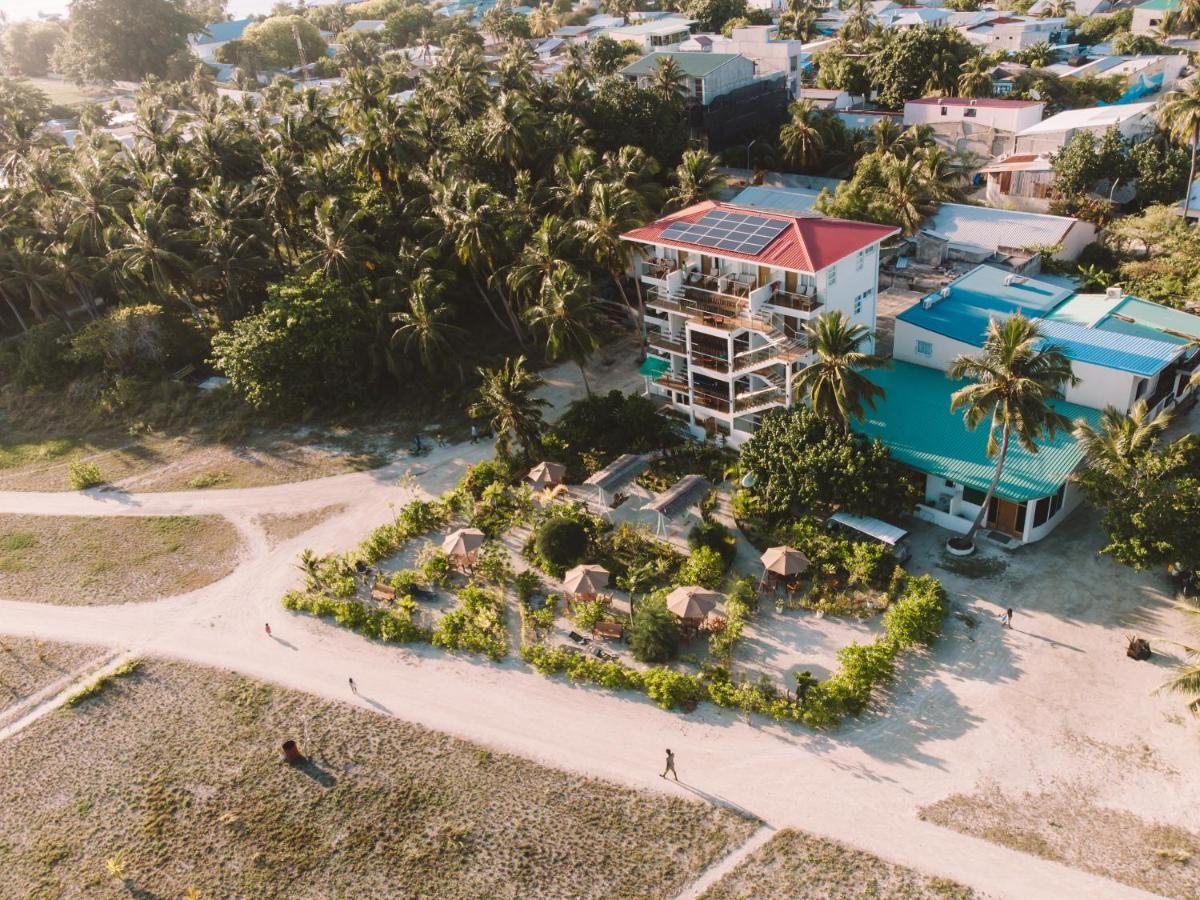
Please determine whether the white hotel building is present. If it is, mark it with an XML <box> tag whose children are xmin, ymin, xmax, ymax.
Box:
<box><xmin>621</xmin><ymin>201</ymin><xmax>898</xmax><ymax>444</ymax></box>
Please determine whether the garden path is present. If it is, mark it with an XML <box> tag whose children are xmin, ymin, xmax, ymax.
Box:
<box><xmin>0</xmin><ymin>356</ymin><xmax>1191</xmax><ymax>900</ymax></box>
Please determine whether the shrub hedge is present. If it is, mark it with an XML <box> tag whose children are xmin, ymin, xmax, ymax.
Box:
<box><xmin>522</xmin><ymin>573</ymin><xmax>948</xmax><ymax>728</ymax></box>
<box><xmin>282</xmin><ymin>590</ymin><xmax>431</xmax><ymax>643</ymax></box>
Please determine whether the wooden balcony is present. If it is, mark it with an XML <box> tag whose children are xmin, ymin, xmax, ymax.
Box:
<box><xmin>647</xmin><ymin>332</ymin><xmax>686</xmax><ymax>355</ymax></box>
<box><xmin>765</xmin><ymin>288</ymin><xmax>823</xmax><ymax>314</ymax></box>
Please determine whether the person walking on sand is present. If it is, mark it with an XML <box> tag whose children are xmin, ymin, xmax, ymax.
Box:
<box><xmin>999</xmin><ymin>608</ymin><xmax>1013</xmax><ymax>629</ymax></box>
<box><xmin>264</xmin><ymin>623</ymin><xmax>271</xmax><ymax>637</ymax></box>
<box><xmin>470</xmin><ymin>424</ymin><xmax>478</xmax><ymax>444</ymax></box>
<box><xmin>661</xmin><ymin>748</ymin><xmax>678</xmax><ymax>780</ymax></box>
<box><xmin>349</xmin><ymin>677</ymin><xmax>358</xmax><ymax>694</ymax></box>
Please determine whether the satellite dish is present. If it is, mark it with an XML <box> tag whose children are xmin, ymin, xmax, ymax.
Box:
<box><xmin>740</xmin><ymin>472</ymin><xmax>756</xmax><ymax>488</ymax></box>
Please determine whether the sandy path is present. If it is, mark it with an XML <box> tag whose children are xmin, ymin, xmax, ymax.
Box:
<box><xmin>0</xmin><ymin>355</ymin><xmax>1192</xmax><ymax>900</ymax></box>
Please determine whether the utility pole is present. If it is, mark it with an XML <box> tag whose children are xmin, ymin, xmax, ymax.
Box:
<box><xmin>291</xmin><ymin>21</ymin><xmax>309</xmax><ymax>86</ymax></box>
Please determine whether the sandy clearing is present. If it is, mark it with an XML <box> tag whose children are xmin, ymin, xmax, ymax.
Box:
<box><xmin>0</xmin><ymin>354</ymin><xmax>1193</xmax><ymax>900</ymax></box>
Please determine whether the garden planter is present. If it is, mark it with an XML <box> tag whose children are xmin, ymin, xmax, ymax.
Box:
<box><xmin>946</xmin><ymin>537</ymin><xmax>975</xmax><ymax>557</ymax></box>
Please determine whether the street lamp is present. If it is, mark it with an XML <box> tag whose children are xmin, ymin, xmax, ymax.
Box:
<box><xmin>747</xmin><ymin>139</ymin><xmax>757</xmax><ymax>173</ymax></box>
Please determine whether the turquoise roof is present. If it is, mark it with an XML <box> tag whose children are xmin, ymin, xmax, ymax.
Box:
<box><xmin>1138</xmin><ymin>0</ymin><xmax>1180</xmax><ymax>10</ymax></box>
<box><xmin>853</xmin><ymin>361</ymin><xmax>1104</xmax><ymax>503</ymax></box>
<box><xmin>195</xmin><ymin>17</ymin><xmax>252</xmax><ymax>45</ymax></box>
<box><xmin>899</xmin><ymin>267</ymin><xmax>1183</xmax><ymax>376</ymax></box>
<box><xmin>1103</xmin><ymin>297</ymin><xmax>1200</xmax><ymax>344</ymax></box>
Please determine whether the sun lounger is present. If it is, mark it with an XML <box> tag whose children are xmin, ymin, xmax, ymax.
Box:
<box><xmin>568</xmin><ymin>630</ymin><xmax>591</xmax><ymax>646</ymax></box>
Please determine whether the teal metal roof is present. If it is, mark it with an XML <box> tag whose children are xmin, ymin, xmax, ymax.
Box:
<box><xmin>1137</xmin><ymin>0</ymin><xmax>1180</xmax><ymax>11</ymax></box>
<box><xmin>900</xmin><ymin>267</ymin><xmax>1184</xmax><ymax>376</ymax></box>
<box><xmin>1103</xmin><ymin>297</ymin><xmax>1200</xmax><ymax>344</ymax></box>
<box><xmin>640</xmin><ymin>356</ymin><xmax>670</xmax><ymax>377</ymax></box>
<box><xmin>853</xmin><ymin>362</ymin><xmax>1104</xmax><ymax>503</ymax></box>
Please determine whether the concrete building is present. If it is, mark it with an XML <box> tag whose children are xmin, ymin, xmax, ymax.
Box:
<box><xmin>962</xmin><ymin>15</ymin><xmax>1066</xmax><ymax>50</ymax></box>
<box><xmin>603</xmin><ymin>17</ymin><xmax>697</xmax><ymax>53</ymax></box>
<box><xmin>622</xmin><ymin>201</ymin><xmax>898</xmax><ymax>444</ymax></box>
<box><xmin>621</xmin><ymin>52</ymin><xmax>788</xmax><ymax>149</ymax></box>
<box><xmin>914</xmin><ymin>203</ymin><xmax>1097</xmax><ymax>269</ymax></box>
<box><xmin>1046</xmin><ymin>54</ymin><xmax>1187</xmax><ymax>101</ymax></box>
<box><xmin>727</xmin><ymin>26</ymin><xmax>805</xmax><ymax>97</ymax></box>
<box><xmin>1013</xmin><ymin>101</ymin><xmax>1158</xmax><ymax>155</ymax></box>
<box><xmin>883</xmin><ymin>265</ymin><xmax>1200</xmax><ymax>542</ymax></box>
<box><xmin>903</xmin><ymin>96</ymin><xmax>1045</xmax><ymax>156</ymax></box>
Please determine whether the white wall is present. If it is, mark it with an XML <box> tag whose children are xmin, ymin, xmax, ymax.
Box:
<box><xmin>818</xmin><ymin>243</ymin><xmax>880</xmax><ymax>347</ymax></box>
<box><xmin>895</xmin><ymin>317</ymin><xmax>1146</xmax><ymax>412</ymax></box>
<box><xmin>903</xmin><ymin>101</ymin><xmax>1043</xmax><ymax>133</ymax></box>
<box><xmin>1056</xmin><ymin>220</ymin><xmax>1098</xmax><ymax>261</ymax></box>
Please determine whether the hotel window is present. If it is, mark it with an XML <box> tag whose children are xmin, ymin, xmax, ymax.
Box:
<box><xmin>856</xmin><ymin>249</ymin><xmax>865</xmax><ymax>271</ymax></box>
<box><xmin>916</xmin><ymin>339</ymin><xmax>933</xmax><ymax>356</ymax></box>
<box><xmin>962</xmin><ymin>486</ymin><xmax>987</xmax><ymax>506</ymax></box>
<box><xmin>964</xmin><ymin>108</ymin><xmax>977</xmax><ymax>118</ymax></box>
<box><xmin>940</xmin><ymin>106</ymin><xmax>948</xmax><ymax>116</ymax></box>
<box><xmin>827</xmin><ymin>264</ymin><xmax>837</xmax><ymax>286</ymax></box>
<box><xmin>854</xmin><ymin>291</ymin><xmax>865</xmax><ymax>315</ymax></box>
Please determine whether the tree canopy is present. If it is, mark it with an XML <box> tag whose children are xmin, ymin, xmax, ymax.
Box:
<box><xmin>55</xmin><ymin>0</ymin><xmax>199</xmax><ymax>82</ymax></box>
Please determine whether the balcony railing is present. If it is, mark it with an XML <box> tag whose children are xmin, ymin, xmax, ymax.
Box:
<box><xmin>765</xmin><ymin>287</ymin><xmax>823</xmax><ymax>314</ymax></box>
<box><xmin>647</xmin><ymin>332</ymin><xmax>687</xmax><ymax>355</ymax></box>
<box><xmin>693</xmin><ymin>390</ymin><xmax>732</xmax><ymax>414</ymax></box>
<box><xmin>690</xmin><ymin>349</ymin><xmax>731</xmax><ymax>373</ymax></box>
<box><xmin>641</xmin><ymin>259</ymin><xmax>679</xmax><ymax>281</ymax></box>
<box><xmin>652</xmin><ymin>374</ymin><xmax>691</xmax><ymax>395</ymax></box>
<box><xmin>730</xmin><ymin>337</ymin><xmax>808</xmax><ymax>373</ymax></box>
<box><xmin>733</xmin><ymin>387</ymin><xmax>785</xmax><ymax>413</ymax></box>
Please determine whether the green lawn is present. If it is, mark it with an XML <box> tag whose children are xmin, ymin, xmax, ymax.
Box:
<box><xmin>18</xmin><ymin>77</ymin><xmax>95</xmax><ymax>109</ymax></box>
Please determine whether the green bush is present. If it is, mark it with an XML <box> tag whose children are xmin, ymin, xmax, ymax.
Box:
<box><xmin>387</xmin><ymin>568</ymin><xmax>425</xmax><ymax>595</ymax></box>
<box><xmin>521</xmin><ymin>644</ymin><xmax>645</xmax><ymax>691</ymax></box>
<box><xmin>677</xmin><ymin>545</ymin><xmax>726</xmax><ymax>589</ymax></box>
<box><xmin>68</xmin><ymin>460</ymin><xmax>105</xmax><ymax>490</ymax></box>
<box><xmin>431</xmin><ymin>585</ymin><xmax>508</xmax><ymax>660</ymax></box>
<box><xmin>882</xmin><ymin>574</ymin><xmax>946</xmax><ymax>649</ymax></box>
<box><xmin>688</xmin><ymin>520</ymin><xmax>736</xmax><ymax>569</ymax></box>
<box><xmin>535</xmin><ymin>516</ymin><xmax>588</xmax><ymax>568</ymax></box>
<box><xmin>460</xmin><ymin>457</ymin><xmax>513</xmax><ymax>499</ymax></box>
<box><xmin>472</xmin><ymin>541</ymin><xmax>513</xmax><ymax>586</ymax></box>
<box><xmin>513</xmin><ymin>569</ymin><xmax>542</xmax><ymax>602</ymax></box>
<box><xmin>282</xmin><ymin>591</ymin><xmax>430</xmax><ymax>644</ymax></box>
<box><xmin>420</xmin><ymin>547</ymin><xmax>453</xmax><ymax>587</ymax></box>
<box><xmin>642</xmin><ymin>667</ymin><xmax>705</xmax><ymax>710</ymax></box>
<box><xmin>629</xmin><ymin>595</ymin><xmax>680</xmax><ymax>663</ymax></box>
<box><xmin>571</xmin><ymin>597</ymin><xmax>609</xmax><ymax>634</ymax></box>
<box><xmin>844</xmin><ymin>540</ymin><xmax>895</xmax><ymax>588</ymax></box>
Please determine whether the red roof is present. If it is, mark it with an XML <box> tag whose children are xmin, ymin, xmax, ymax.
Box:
<box><xmin>621</xmin><ymin>202</ymin><xmax>898</xmax><ymax>273</ymax></box>
<box><xmin>907</xmin><ymin>96</ymin><xmax>1041</xmax><ymax>109</ymax></box>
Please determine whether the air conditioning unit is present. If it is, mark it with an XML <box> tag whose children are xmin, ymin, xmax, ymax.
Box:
<box><xmin>936</xmin><ymin>493</ymin><xmax>954</xmax><ymax>513</ymax></box>
<box><xmin>1106</xmin><ymin>285</ymin><xmax>1123</xmax><ymax>299</ymax></box>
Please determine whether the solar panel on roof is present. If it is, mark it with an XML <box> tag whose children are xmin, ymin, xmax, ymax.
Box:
<box><xmin>657</xmin><ymin>209</ymin><xmax>789</xmax><ymax>256</ymax></box>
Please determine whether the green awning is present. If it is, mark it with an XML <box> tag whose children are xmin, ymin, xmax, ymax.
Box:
<box><xmin>639</xmin><ymin>356</ymin><xmax>670</xmax><ymax>378</ymax></box>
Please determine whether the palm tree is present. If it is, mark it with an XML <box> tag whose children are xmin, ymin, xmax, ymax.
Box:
<box><xmin>507</xmin><ymin>215</ymin><xmax>578</xmax><ymax>309</ymax></box>
<box><xmin>575</xmin><ymin>181</ymin><xmax>648</xmax><ymax>356</ymax></box>
<box><xmin>469</xmin><ymin>355</ymin><xmax>550</xmax><ymax>459</ymax></box>
<box><xmin>1039</xmin><ymin>0</ymin><xmax>1075</xmax><ymax>16</ymax></box>
<box><xmin>666</xmin><ymin>150</ymin><xmax>727</xmax><ymax>210</ymax></box>
<box><xmin>1157</xmin><ymin>599</ymin><xmax>1200</xmax><ymax>716</ymax></box>
<box><xmin>958</xmin><ymin>55</ymin><xmax>994</xmax><ymax>99</ymax></box>
<box><xmin>105</xmin><ymin>202</ymin><xmax>200</xmax><ymax>323</ymax></box>
<box><xmin>302</xmin><ymin>199</ymin><xmax>376</xmax><ymax>282</ymax></box>
<box><xmin>649</xmin><ymin>56</ymin><xmax>688</xmax><ymax>109</ymax></box>
<box><xmin>880</xmin><ymin>155</ymin><xmax>939</xmax><ymax>236</ymax></box>
<box><xmin>794</xmin><ymin>311</ymin><xmax>889</xmax><ymax>432</ymax></box>
<box><xmin>779</xmin><ymin>100</ymin><xmax>825</xmax><ymax>172</ymax></box>
<box><xmin>526</xmin><ymin>266</ymin><xmax>603</xmax><ymax>395</ymax></box>
<box><xmin>947</xmin><ymin>316</ymin><xmax>1079</xmax><ymax>550</ymax></box>
<box><xmin>1074</xmin><ymin>401</ymin><xmax>1173</xmax><ymax>481</ymax></box>
<box><xmin>840</xmin><ymin>0</ymin><xmax>875</xmax><ymax>42</ymax></box>
<box><xmin>528</xmin><ymin>4</ymin><xmax>558</xmax><ymax>38</ymax></box>
<box><xmin>1158</xmin><ymin>81</ymin><xmax>1200</xmax><ymax>221</ymax></box>
<box><xmin>391</xmin><ymin>272</ymin><xmax>464</xmax><ymax>375</ymax></box>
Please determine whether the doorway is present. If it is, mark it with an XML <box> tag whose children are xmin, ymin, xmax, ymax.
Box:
<box><xmin>988</xmin><ymin>498</ymin><xmax>1023</xmax><ymax>538</ymax></box>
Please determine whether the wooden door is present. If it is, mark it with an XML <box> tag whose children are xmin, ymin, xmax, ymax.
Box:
<box><xmin>785</xmin><ymin>271</ymin><xmax>797</xmax><ymax>293</ymax></box>
<box><xmin>758</xmin><ymin>266</ymin><xmax>770</xmax><ymax>288</ymax></box>
<box><xmin>700</xmin><ymin>254</ymin><xmax>711</xmax><ymax>274</ymax></box>
<box><xmin>993</xmin><ymin>499</ymin><xmax>1021</xmax><ymax>538</ymax></box>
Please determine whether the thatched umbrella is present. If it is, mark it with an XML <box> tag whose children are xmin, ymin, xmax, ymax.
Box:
<box><xmin>442</xmin><ymin>527</ymin><xmax>485</xmax><ymax>566</ymax></box>
<box><xmin>563</xmin><ymin>564</ymin><xmax>610</xmax><ymax>598</ymax></box>
<box><xmin>665</xmin><ymin>586</ymin><xmax>721</xmax><ymax>620</ymax></box>
<box><xmin>761</xmin><ymin>546</ymin><xmax>810</xmax><ymax>577</ymax></box>
<box><xmin>527</xmin><ymin>461</ymin><xmax>566</xmax><ymax>488</ymax></box>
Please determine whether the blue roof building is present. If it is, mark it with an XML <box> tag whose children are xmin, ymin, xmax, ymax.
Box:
<box><xmin>884</xmin><ymin>264</ymin><xmax>1200</xmax><ymax>544</ymax></box>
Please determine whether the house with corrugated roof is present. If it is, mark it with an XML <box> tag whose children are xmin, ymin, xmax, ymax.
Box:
<box><xmin>883</xmin><ymin>264</ymin><xmax>1200</xmax><ymax>542</ymax></box>
<box><xmin>188</xmin><ymin>17</ymin><xmax>253</xmax><ymax>62</ymax></box>
<box><xmin>621</xmin><ymin>200</ymin><xmax>898</xmax><ymax>444</ymax></box>
<box><xmin>1133</xmin><ymin>0</ymin><xmax>1182</xmax><ymax>35</ymax></box>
